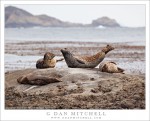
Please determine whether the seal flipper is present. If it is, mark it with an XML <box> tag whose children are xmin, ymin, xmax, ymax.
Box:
<box><xmin>117</xmin><ymin>67</ymin><xmax>124</xmax><ymax>73</ymax></box>
<box><xmin>56</xmin><ymin>58</ymin><xmax>64</xmax><ymax>62</ymax></box>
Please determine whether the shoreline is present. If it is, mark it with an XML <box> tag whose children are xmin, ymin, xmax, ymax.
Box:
<box><xmin>5</xmin><ymin>41</ymin><xmax>145</xmax><ymax>74</ymax></box>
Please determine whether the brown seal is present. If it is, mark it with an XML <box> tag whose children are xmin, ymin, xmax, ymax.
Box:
<box><xmin>99</xmin><ymin>61</ymin><xmax>124</xmax><ymax>73</ymax></box>
<box><xmin>17</xmin><ymin>73</ymin><xmax>62</xmax><ymax>85</ymax></box>
<box><xmin>36</xmin><ymin>52</ymin><xmax>64</xmax><ymax>69</ymax></box>
<box><xmin>61</xmin><ymin>45</ymin><xmax>114</xmax><ymax>68</ymax></box>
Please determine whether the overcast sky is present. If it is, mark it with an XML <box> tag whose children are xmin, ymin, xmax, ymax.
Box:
<box><xmin>6</xmin><ymin>4</ymin><xmax>145</xmax><ymax>27</ymax></box>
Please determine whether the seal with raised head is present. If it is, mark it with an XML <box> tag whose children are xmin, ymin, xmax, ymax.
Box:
<box><xmin>61</xmin><ymin>45</ymin><xmax>114</xmax><ymax>68</ymax></box>
<box><xmin>99</xmin><ymin>61</ymin><xmax>124</xmax><ymax>73</ymax></box>
<box><xmin>36</xmin><ymin>52</ymin><xmax>64</xmax><ymax>69</ymax></box>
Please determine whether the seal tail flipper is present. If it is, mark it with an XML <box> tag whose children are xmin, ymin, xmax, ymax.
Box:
<box><xmin>117</xmin><ymin>67</ymin><xmax>125</xmax><ymax>73</ymax></box>
<box><xmin>56</xmin><ymin>58</ymin><xmax>64</xmax><ymax>62</ymax></box>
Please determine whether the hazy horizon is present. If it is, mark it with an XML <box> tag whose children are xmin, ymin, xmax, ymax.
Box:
<box><xmin>5</xmin><ymin>4</ymin><xmax>145</xmax><ymax>27</ymax></box>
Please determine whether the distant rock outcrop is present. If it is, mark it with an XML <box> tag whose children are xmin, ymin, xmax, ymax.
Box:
<box><xmin>91</xmin><ymin>17</ymin><xmax>120</xmax><ymax>27</ymax></box>
<box><xmin>5</xmin><ymin>6</ymin><xmax>120</xmax><ymax>28</ymax></box>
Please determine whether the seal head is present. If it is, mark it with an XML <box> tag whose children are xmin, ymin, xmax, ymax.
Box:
<box><xmin>102</xmin><ymin>45</ymin><xmax>114</xmax><ymax>54</ymax></box>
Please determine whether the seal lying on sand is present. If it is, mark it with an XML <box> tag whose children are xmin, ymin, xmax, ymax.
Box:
<box><xmin>99</xmin><ymin>61</ymin><xmax>124</xmax><ymax>73</ymax></box>
<box><xmin>17</xmin><ymin>73</ymin><xmax>62</xmax><ymax>85</ymax></box>
<box><xmin>61</xmin><ymin>45</ymin><xmax>114</xmax><ymax>68</ymax></box>
<box><xmin>36</xmin><ymin>52</ymin><xmax>64</xmax><ymax>69</ymax></box>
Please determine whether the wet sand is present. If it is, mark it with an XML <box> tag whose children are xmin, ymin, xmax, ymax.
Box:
<box><xmin>5</xmin><ymin>41</ymin><xmax>145</xmax><ymax>109</ymax></box>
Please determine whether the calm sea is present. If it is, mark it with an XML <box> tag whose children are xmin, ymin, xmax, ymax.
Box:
<box><xmin>5</xmin><ymin>27</ymin><xmax>145</xmax><ymax>45</ymax></box>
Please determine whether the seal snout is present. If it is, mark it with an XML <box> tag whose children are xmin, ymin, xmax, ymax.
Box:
<box><xmin>60</xmin><ymin>48</ymin><xmax>68</xmax><ymax>54</ymax></box>
<box><xmin>60</xmin><ymin>49</ymin><xmax>64</xmax><ymax>52</ymax></box>
<box><xmin>60</xmin><ymin>49</ymin><xmax>65</xmax><ymax>54</ymax></box>
<box><xmin>107</xmin><ymin>44</ymin><xmax>115</xmax><ymax>50</ymax></box>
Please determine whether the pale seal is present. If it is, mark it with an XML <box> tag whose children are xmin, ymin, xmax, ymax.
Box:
<box><xmin>99</xmin><ymin>61</ymin><xmax>124</xmax><ymax>73</ymax></box>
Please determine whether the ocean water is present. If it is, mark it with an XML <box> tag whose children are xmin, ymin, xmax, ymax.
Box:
<box><xmin>5</xmin><ymin>27</ymin><xmax>145</xmax><ymax>45</ymax></box>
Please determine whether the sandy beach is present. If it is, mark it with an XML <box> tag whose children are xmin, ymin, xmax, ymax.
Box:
<box><xmin>5</xmin><ymin>40</ymin><xmax>145</xmax><ymax>109</ymax></box>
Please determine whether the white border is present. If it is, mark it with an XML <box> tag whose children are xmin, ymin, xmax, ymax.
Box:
<box><xmin>0</xmin><ymin>1</ymin><xmax>149</xmax><ymax>121</ymax></box>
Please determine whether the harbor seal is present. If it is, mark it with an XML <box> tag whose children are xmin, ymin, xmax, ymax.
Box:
<box><xmin>99</xmin><ymin>61</ymin><xmax>124</xmax><ymax>73</ymax></box>
<box><xmin>17</xmin><ymin>73</ymin><xmax>62</xmax><ymax>85</ymax></box>
<box><xmin>36</xmin><ymin>52</ymin><xmax>64</xmax><ymax>69</ymax></box>
<box><xmin>61</xmin><ymin>45</ymin><xmax>114</xmax><ymax>68</ymax></box>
